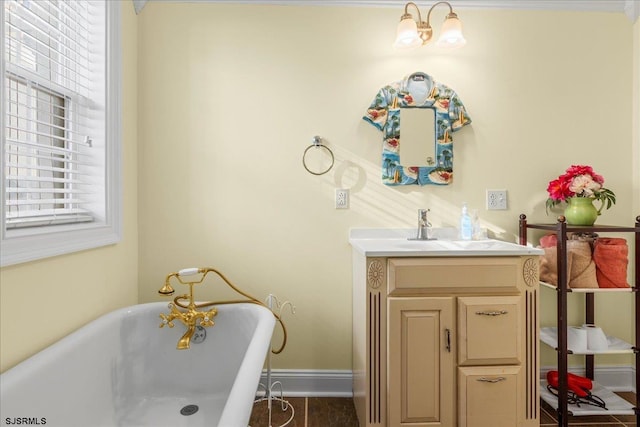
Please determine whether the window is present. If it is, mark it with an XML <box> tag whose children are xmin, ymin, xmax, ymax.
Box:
<box><xmin>1</xmin><ymin>0</ymin><xmax>121</xmax><ymax>267</ymax></box>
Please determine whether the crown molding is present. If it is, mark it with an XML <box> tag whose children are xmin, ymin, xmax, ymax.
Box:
<box><xmin>132</xmin><ymin>0</ymin><xmax>637</xmax><ymax>20</ymax></box>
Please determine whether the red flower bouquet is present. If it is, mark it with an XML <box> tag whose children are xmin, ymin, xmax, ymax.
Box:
<box><xmin>545</xmin><ymin>165</ymin><xmax>616</xmax><ymax>213</ymax></box>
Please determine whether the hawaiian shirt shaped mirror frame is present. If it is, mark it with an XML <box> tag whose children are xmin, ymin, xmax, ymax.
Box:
<box><xmin>363</xmin><ymin>72</ymin><xmax>472</xmax><ymax>185</ymax></box>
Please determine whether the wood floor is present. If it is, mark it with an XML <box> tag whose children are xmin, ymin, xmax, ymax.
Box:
<box><xmin>249</xmin><ymin>397</ymin><xmax>358</xmax><ymax>427</ymax></box>
<box><xmin>249</xmin><ymin>393</ymin><xmax>637</xmax><ymax>427</ymax></box>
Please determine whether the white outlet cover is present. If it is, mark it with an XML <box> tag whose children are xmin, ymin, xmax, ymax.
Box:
<box><xmin>336</xmin><ymin>189</ymin><xmax>349</xmax><ymax>209</ymax></box>
<box><xmin>486</xmin><ymin>189</ymin><xmax>508</xmax><ymax>210</ymax></box>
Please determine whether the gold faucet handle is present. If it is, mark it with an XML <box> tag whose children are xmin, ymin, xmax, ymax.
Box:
<box><xmin>159</xmin><ymin>313</ymin><xmax>175</xmax><ymax>328</ymax></box>
<box><xmin>199</xmin><ymin>308</ymin><xmax>218</xmax><ymax>327</ymax></box>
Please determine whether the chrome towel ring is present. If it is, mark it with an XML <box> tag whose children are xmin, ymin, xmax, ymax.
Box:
<box><xmin>302</xmin><ymin>135</ymin><xmax>334</xmax><ymax>176</ymax></box>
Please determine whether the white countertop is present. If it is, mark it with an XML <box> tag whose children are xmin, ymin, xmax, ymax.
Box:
<box><xmin>349</xmin><ymin>228</ymin><xmax>544</xmax><ymax>257</ymax></box>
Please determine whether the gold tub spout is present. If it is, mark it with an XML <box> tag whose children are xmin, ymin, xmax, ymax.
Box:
<box><xmin>159</xmin><ymin>299</ymin><xmax>217</xmax><ymax>350</ymax></box>
<box><xmin>178</xmin><ymin>324</ymin><xmax>196</xmax><ymax>350</ymax></box>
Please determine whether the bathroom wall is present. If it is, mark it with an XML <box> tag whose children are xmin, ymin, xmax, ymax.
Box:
<box><xmin>634</xmin><ymin>18</ymin><xmax>640</xmax><ymax>223</ymax></box>
<box><xmin>137</xmin><ymin>3</ymin><xmax>636</xmax><ymax>371</ymax></box>
<box><xmin>0</xmin><ymin>2</ymin><xmax>139</xmax><ymax>373</ymax></box>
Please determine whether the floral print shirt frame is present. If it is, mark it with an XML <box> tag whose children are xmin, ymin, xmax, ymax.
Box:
<box><xmin>363</xmin><ymin>72</ymin><xmax>472</xmax><ymax>185</ymax></box>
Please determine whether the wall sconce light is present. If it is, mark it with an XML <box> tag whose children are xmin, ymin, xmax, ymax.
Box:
<box><xmin>394</xmin><ymin>1</ymin><xmax>467</xmax><ymax>50</ymax></box>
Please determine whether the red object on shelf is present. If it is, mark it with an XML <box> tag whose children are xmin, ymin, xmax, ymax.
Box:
<box><xmin>546</xmin><ymin>371</ymin><xmax>593</xmax><ymax>398</ymax></box>
<box><xmin>593</xmin><ymin>237</ymin><xmax>630</xmax><ymax>288</ymax></box>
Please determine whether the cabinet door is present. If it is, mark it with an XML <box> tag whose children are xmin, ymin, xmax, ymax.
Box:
<box><xmin>388</xmin><ymin>297</ymin><xmax>455</xmax><ymax>427</ymax></box>
<box><xmin>458</xmin><ymin>366</ymin><xmax>521</xmax><ymax>427</ymax></box>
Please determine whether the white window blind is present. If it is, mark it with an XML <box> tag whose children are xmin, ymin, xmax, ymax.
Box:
<box><xmin>1</xmin><ymin>0</ymin><xmax>121</xmax><ymax>267</ymax></box>
<box><xmin>4</xmin><ymin>0</ymin><xmax>103</xmax><ymax>229</ymax></box>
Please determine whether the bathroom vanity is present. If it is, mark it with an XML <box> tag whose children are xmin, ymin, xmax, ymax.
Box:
<box><xmin>350</xmin><ymin>229</ymin><xmax>543</xmax><ymax>427</ymax></box>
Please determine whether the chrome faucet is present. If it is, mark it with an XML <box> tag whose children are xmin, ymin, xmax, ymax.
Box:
<box><xmin>412</xmin><ymin>208</ymin><xmax>436</xmax><ymax>240</ymax></box>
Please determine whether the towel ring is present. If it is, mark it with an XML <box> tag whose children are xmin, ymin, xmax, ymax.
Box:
<box><xmin>302</xmin><ymin>136</ymin><xmax>334</xmax><ymax>176</ymax></box>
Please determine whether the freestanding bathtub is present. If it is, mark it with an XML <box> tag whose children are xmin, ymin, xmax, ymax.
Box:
<box><xmin>0</xmin><ymin>302</ymin><xmax>275</xmax><ymax>427</ymax></box>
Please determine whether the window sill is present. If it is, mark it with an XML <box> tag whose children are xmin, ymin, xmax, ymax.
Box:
<box><xmin>1</xmin><ymin>223</ymin><xmax>121</xmax><ymax>267</ymax></box>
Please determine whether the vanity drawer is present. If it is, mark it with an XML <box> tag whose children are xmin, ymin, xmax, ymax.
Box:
<box><xmin>458</xmin><ymin>296</ymin><xmax>521</xmax><ymax>365</ymax></box>
<box><xmin>458</xmin><ymin>366</ymin><xmax>521</xmax><ymax>427</ymax></box>
<box><xmin>387</xmin><ymin>257</ymin><xmax>521</xmax><ymax>294</ymax></box>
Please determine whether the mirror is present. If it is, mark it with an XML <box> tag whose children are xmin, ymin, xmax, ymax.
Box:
<box><xmin>399</xmin><ymin>108</ymin><xmax>436</xmax><ymax>167</ymax></box>
<box><xmin>362</xmin><ymin>71</ymin><xmax>472</xmax><ymax>186</ymax></box>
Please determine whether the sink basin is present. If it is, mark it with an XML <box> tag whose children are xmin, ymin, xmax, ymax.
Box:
<box><xmin>349</xmin><ymin>229</ymin><xmax>544</xmax><ymax>257</ymax></box>
<box><xmin>393</xmin><ymin>240</ymin><xmax>458</xmax><ymax>251</ymax></box>
<box><xmin>386</xmin><ymin>239</ymin><xmax>520</xmax><ymax>252</ymax></box>
<box><xmin>441</xmin><ymin>240</ymin><xmax>527</xmax><ymax>251</ymax></box>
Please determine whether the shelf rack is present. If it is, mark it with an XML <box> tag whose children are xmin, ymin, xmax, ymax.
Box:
<box><xmin>519</xmin><ymin>214</ymin><xmax>640</xmax><ymax>427</ymax></box>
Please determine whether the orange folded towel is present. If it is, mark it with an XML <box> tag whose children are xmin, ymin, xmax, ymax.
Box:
<box><xmin>593</xmin><ymin>238</ymin><xmax>629</xmax><ymax>288</ymax></box>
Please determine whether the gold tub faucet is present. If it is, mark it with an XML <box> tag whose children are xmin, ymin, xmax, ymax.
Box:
<box><xmin>158</xmin><ymin>268</ymin><xmax>218</xmax><ymax>350</ymax></box>
<box><xmin>158</xmin><ymin>267</ymin><xmax>288</xmax><ymax>353</ymax></box>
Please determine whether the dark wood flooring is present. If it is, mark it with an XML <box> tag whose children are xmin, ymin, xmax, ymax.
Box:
<box><xmin>249</xmin><ymin>393</ymin><xmax>637</xmax><ymax>426</ymax></box>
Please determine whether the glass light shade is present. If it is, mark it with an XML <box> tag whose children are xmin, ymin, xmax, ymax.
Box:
<box><xmin>393</xmin><ymin>17</ymin><xmax>422</xmax><ymax>50</ymax></box>
<box><xmin>436</xmin><ymin>15</ymin><xmax>466</xmax><ymax>49</ymax></box>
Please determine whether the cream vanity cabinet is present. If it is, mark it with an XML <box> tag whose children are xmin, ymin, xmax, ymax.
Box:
<box><xmin>350</xmin><ymin>230</ymin><xmax>543</xmax><ymax>427</ymax></box>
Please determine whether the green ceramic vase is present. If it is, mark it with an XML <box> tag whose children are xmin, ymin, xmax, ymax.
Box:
<box><xmin>563</xmin><ymin>197</ymin><xmax>600</xmax><ymax>226</ymax></box>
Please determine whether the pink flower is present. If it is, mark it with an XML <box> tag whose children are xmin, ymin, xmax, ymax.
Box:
<box><xmin>591</xmin><ymin>172</ymin><xmax>604</xmax><ymax>185</ymax></box>
<box><xmin>545</xmin><ymin>164</ymin><xmax>616</xmax><ymax>214</ymax></box>
<box><xmin>547</xmin><ymin>178</ymin><xmax>571</xmax><ymax>201</ymax></box>
<box><xmin>569</xmin><ymin>174</ymin><xmax>601</xmax><ymax>197</ymax></box>
<box><xmin>565</xmin><ymin>165</ymin><xmax>594</xmax><ymax>177</ymax></box>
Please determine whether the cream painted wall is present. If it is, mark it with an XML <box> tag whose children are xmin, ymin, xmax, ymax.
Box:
<box><xmin>0</xmin><ymin>2</ymin><xmax>139</xmax><ymax>373</ymax></box>
<box><xmin>634</xmin><ymin>18</ymin><xmax>639</xmax><ymax>220</ymax></box>
<box><xmin>137</xmin><ymin>3</ymin><xmax>636</xmax><ymax>370</ymax></box>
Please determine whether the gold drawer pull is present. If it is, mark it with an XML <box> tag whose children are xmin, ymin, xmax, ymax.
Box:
<box><xmin>475</xmin><ymin>310</ymin><xmax>508</xmax><ymax>316</ymax></box>
<box><xmin>477</xmin><ymin>377</ymin><xmax>507</xmax><ymax>383</ymax></box>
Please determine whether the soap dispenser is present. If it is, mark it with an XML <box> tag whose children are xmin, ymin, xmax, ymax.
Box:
<box><xmin>460</xmin><ymin>203</ymin><xmax>473</xmax><ymax>240</ymax></box>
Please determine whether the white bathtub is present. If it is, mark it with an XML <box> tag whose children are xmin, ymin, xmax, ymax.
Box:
<box><xmin>0</xmin><ymin>302</ymin><xmax>275</xmax><ymax>427</ymax></box>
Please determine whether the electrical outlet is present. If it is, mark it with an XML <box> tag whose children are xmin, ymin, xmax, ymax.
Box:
<box><xmin>486</xmin><ymin>189</ymin><xmax>508</xmax><ymax>210</ymax></box>
<box><xmin>336</xmin><ymin>189</ymin><xmax>349</xmax><ymax>209</ymax></box>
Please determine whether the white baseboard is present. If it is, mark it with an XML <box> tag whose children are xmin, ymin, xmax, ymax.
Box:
<box><xmin>257</xmin><ymin>369</ymin><xmax>353</xmax><ymax>397</ymax></box>
<box><xmin>257</xmin><ymin>366</ymin><xmax>636</xmax><ymax>398</ymax></box>
<box><xmin>541</xmin><ymin>365</ymin><xmax>636</xmax><ymax>392</ymax></box>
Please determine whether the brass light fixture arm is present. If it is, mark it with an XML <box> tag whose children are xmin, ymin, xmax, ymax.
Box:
<box><xmin>402</xmin><ymin>2</ymin><xmax>423</xmax><ymax>23</ymax></box>
<box><xmin>159</xmin><ymin>267</ymin><xmax>288</xmax><ymax>354</ymax></box>
<box><xmin>426</xmin><ymin>1</ymin><xmax>455</xmax><ymax>26</ymax></box>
